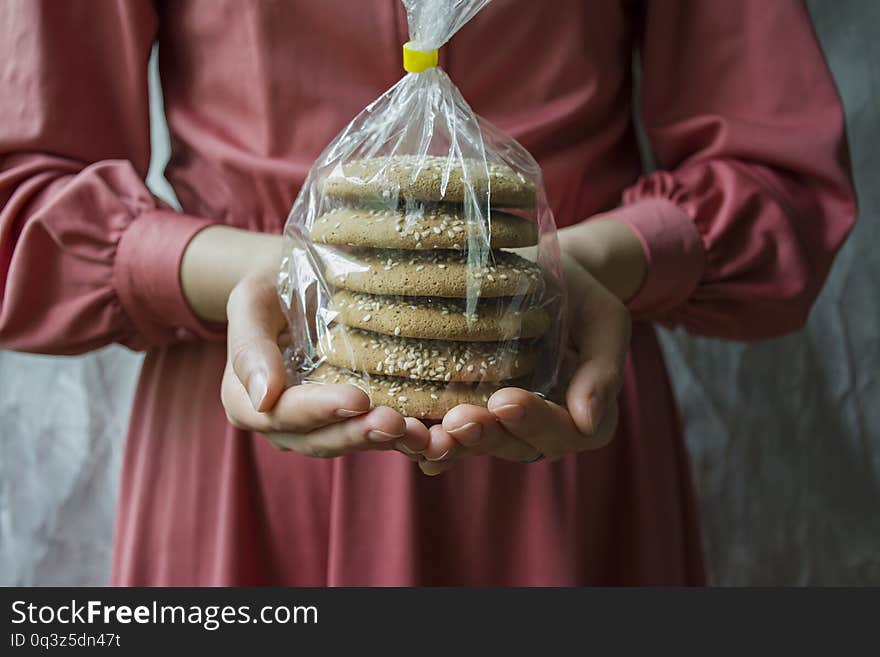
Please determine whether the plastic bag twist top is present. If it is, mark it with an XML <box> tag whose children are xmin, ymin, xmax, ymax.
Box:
<box><xmin>278</xmin><ymin>0</ymin><xmax>566</xmax><ymax>420</ymax></box>
<box><xmin>402</xmin><ymin>0</ymin><xmax>492</xmax><ymax>52</ymax></box>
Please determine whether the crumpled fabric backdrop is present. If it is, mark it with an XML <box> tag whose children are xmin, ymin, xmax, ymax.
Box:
<box><xmin>1</xmin><ymin>0</ymin><xmax>877</xmax><ymax>586</ymax></box>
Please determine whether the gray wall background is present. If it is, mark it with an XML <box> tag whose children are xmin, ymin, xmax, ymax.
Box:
<box><xmin>1</xmin><ymin>1</ymin><xmax>877</xmax><ymax>585</ymax></box>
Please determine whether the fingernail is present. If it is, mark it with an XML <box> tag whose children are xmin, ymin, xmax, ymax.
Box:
<box><xmin>336</xmin><ymin>408</ymin><xmax>368</xmax><ymax>418</ymax></box>
<box><xmin>490</xmin><ymin>403</ymin><xmax>525</xmax><ymax>420</ymax></box>
<box><xmin>446</xmin><ymin>422</ymin><xmax>482</xmax><ymax>445</ymax></box>
<box><xmin>367</xmin><ymin>429</ymin><xmax>404</xmax><ymax>443</ymax></box>
<box><xmin>395</xmin><ymin>442</ymin><xmax>418</xmax><ymax>456</ymax></box>
<box><xmin>425</xmin><ymin>449</ymin><xmax>450</xmax><ymax>462</ymax></box>
<box><xmin>588</xmin><ymin>396</ymin><xmax>604</xmax><ymax>431</ymax></box>
<box><xmin>247</xmin><ymin>371</ymin><xmax>268</xmax><ymax>411</ymax></box>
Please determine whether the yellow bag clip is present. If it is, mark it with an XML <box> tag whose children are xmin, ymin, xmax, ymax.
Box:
<box><xmin>403</xmin><ymin>42</ymin><xmax>439</xmax><ymax>73</ymax></box>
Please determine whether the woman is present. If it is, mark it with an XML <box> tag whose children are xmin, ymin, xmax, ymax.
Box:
<box><xmin>0</xmin><ymin>0</ymin><xmax>856</xmax><ymax>585</ymax></box>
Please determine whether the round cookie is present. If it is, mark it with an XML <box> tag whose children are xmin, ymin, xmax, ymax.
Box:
<box><xmin>311</xmin><ymin>206</ymin><xmax>538</xmax><ymax>250</ymax></box>
<box><xmin>320</xmin><ymin>325</ymin><xmax>537</xmax><ymax>382</ymax></box>
<box><xmin>324</xmin><ymin>248</ymin><xmax>545</xmax><ymax>298</ymax></box>
<box><xmin>308</xmin><ymin>364</ymin><xmax>505</xmax><ymax>420</ymax></box>
<box><xmin>331</xmin><ymin>290</ymin><xmax>551</xmax><ymax>342</ymax></box>
<box><xmin>321</xmin><ymin>155</ymin><xmax>536</xmax><ymax>207</ymax></box>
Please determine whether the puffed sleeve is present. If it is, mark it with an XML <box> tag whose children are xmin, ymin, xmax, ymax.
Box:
<box><xmin>0</xmin><ymin>0</ymin><xmax>222</xmax><ymax>355</ymax></box>
<box><xmin>609</xmin><ymin>0</ymin><xmax>857</xmax><ymax>340</ymax></box>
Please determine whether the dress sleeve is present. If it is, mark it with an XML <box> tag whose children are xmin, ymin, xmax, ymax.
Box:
<box><xmin>608</xmin><ymin>0</ymin><xmax>857</xmax><ymax>340</ymax></box>
<box><xmin>0</xmin><ymin>0</ymin><xmax>223</xmax><ymax>355</ymax></box>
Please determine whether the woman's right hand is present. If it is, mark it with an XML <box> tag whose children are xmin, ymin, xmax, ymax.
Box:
<box><xmin>220</xmin><ymin>268</ymin><xmax>429</xmax><ymax>458</ymax></box>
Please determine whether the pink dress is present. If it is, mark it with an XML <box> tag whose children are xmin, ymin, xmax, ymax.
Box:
<box><xmin>0</xmin><ymin>0</ymin><xmax>856</xmax><ymax>585</ymax></box>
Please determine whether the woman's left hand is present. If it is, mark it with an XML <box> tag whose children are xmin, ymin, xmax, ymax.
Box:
<box><xmin>414</xmin><ymin>249</ymin><xmax>631</xmax><ymax>475</ymax></box>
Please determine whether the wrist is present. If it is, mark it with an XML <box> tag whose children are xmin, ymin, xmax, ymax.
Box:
<box><xmin>558</xmin><ymin>217</ymin><xmax>647</xmax><ymax>302</ymax></box>
<box><xmin>181</xmin><ymin>226</ymin><xmax>283</xmax><ymax>323</ymax></box>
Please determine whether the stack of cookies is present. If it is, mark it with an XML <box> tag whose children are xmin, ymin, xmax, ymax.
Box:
<box><xmin>309</xmin><ymin>155</ymin><xmax>551</xmax><ymax>420</ymax></box>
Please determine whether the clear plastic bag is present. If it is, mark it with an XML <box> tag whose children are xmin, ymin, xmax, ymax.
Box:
<box><xmin>278</xmin><ymin>0</ymin><xmax>566</xmax><ymax>420</ymax></box>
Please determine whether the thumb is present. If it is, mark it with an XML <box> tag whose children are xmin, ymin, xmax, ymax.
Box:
<box><xmin>564</xmin><ymin>261</ymin><xmax>630</xmax><ymax>436</ymax></box>
<box><xmin>226</xmin><ymin>271</ymin><xmax>288</xmax><ymax>412</ymax></box>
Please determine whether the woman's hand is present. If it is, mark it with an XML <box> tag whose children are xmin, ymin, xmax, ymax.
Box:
<box><xmin>220</xmin><ymin>268</ymin><xmax>430</xmax><ymax>457</ymax></box>
<box><xmin>416</xmin><ymin>217</ymin><xmax>642</xmax><ymax>475</ymax></box>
